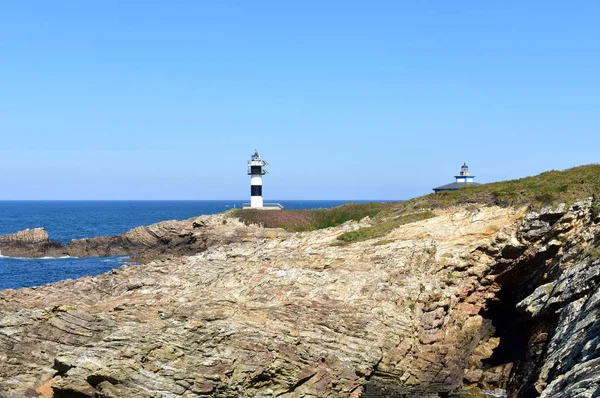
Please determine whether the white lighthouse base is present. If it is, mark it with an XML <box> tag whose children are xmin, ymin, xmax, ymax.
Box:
<box><xmin>251</xmin><ymin>196</ymin><xmax>263</xmax><ymax>208</ymax></box>
<box><xmin>242</xmin><ymin>202</ymin><xmax>284</xmax><ymax>210</ymax></box>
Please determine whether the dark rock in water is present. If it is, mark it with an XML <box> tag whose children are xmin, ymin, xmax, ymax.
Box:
<box><xmin>0</xmin><ymin>215</ymin><xmax>253</xmax><ymax>261</ymax></box>
<box><xmin>0</xmin><ymin>227</ymin><xmax>49</xmax><ymax>244</ymax></box>
<box><xmin>65</xmin><ymin>235</ymin><xmax>125</xmax><ymax>258</ymax></box>
<box><xmin>0</xmin><ymin>227</ymin><xmax>66</xmax><ymax>258</ymax></box>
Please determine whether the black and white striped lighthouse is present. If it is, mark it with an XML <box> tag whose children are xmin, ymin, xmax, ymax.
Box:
<box><xmin>248</xmin><ymin>150</ymin><xmax>267</xmax><ymax>208</ymax></box>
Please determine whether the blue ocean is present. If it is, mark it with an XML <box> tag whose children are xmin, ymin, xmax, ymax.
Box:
<box><xmin>0</xmin><ymin>200</ymin><xmax>376</xmax><ymax>290</ymax></box>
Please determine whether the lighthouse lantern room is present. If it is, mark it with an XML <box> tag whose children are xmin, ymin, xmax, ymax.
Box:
<box><xmin>455</xmin><ymin>162</ymin><xmax>475</xmax><ymax>183</ymax></box>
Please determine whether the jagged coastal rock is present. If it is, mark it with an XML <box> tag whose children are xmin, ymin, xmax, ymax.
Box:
<box><xmin>0</xmin><ymin>228</ymin><xmax>61</xmax><ymax>258</ymax></box>
<box><xmin>0</xmin><ymin>200</ymin><xmax>599</xmax><ymax>397</ymax></box>
<box><xmin>0</xmin><ymin>228</ymin><xmax>49</xmax><ymax>245</ymax></box>
<box><xmin>0</xmin><ymin>214</ymin><xmax>265</xmax><ymax>260</ymax></box>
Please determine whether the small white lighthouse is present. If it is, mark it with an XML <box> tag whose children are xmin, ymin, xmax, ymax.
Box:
<box><xmin>242</xmin><ymin>151</ymin><xmax>283</xmax><ymax>210</ymax></box>
<box><xmin>248</xmin><ymin>150</ymin><xmax>267</xmax><ymax>208</ymax></box>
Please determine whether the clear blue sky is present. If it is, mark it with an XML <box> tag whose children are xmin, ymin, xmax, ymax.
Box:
<box><xmin>1</xmin><ymin>1</ymin><xmax>598</xmax><ymax>200</ymax></box>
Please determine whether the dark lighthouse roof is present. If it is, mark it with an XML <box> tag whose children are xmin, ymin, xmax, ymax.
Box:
<box><xmin>432</xmin><ymin>181</ymin><xmax>481</xmax><ymax>192</ymax></box>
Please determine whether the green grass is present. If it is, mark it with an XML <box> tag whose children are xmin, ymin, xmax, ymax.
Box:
<box><xmin>373</xmin><ymin>239</ymin><xmax>395</xmax><ymax>246</ymax></box>
<box><xmin>591</xmin><ymin>200</ymin><xmax>600</xmax><ymax>219</ymax></box>
<box><xmin>337</xmin><ymin>211</ymin><xmax>436</xmax><ymax>243</ymax></box>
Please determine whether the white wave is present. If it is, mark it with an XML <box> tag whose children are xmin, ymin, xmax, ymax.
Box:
<box><xmin>0</xmin><ymin>254</ymin><xmax>76</xmax><ymax>260</ymax></box>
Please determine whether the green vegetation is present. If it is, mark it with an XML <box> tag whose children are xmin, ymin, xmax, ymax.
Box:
<box><xmin>404</xmin><ymin>164</ymin><xmax>600</xmax><ymax>212</ymax></box>
<box><xmin>233</xmin><ymin>165</ymin><xmax>600</xmax><ymax>244</ymax></box>
<box><xmin>337</xmin><ymin>211</ymin><xmax>436</xmax><ymax>243</ymax></box>
<box><xmin>233</xmin><ymin>202</ymin><xmax>397</xmax><ymax>232</ymax></box>
<box><xmin>591</xmin><ymin>199</ymin><xmax>600</xmax><ymax>219</ymax></box>
<box><xmin>373</xmin><ymin>239</ymin><xmax>395</xmax><ymax>246</ymax></box>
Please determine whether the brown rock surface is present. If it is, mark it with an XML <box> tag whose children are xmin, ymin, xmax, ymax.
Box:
<box><xmin>0</xmin><ymin>201</ymin><xmax>599</xmax><ymax>397</ymax></box>
<box><xmin>0</xmin><ymin>228</ymin><xmax>62</xmax><ymax>258</ymax></box>
<box><xmin>0</xmin><ymin>227</ymin><xmax>49</xmax><ymax>245</ymax></box>
<box><xmin>0</xmin><ymin>213</ymin><xmax>265</xmax><ymax>260</ymax></box>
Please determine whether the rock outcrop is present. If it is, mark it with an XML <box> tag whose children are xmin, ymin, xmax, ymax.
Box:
<box><xmin>0</xmin><ymin>228</ymin><xmax>49</xmax><ymax>245</ymax></box>
<box><xmin>0</xmin><ymin>228</ymin><xmax>63</xmax><ymax>258</ymax></box>
<box><xmin>0</xmin><ymin>214</ymin><xmax>268</xmax><ymax>261</ymax></box>
<box><xmin>0</xmin><ymin>201</ymin><xmax>599</xmax><ymax>397</ymax></box>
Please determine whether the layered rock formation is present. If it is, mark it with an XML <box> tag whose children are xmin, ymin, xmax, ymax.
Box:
<box><xmin>0</xmin><ymin>228</ymin><xmax>49</xmax><ymax>245</ymax></box>
<box><xmin>0</xmin><ymin>228</ymin><xmax>63</xmax><ymax>258</ymax></box>
<box><xmin>0</xmin><ymin>201</ymin><xmax>599</xmax><ymax>397</ymax></box>
<box><xmin>0</xmin><ymin>214</ymin><xmax>263</xmax><ymax>261</ymax></box>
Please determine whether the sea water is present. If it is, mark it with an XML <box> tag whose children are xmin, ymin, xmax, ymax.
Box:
<box><xmin>0</xmin><ymin>200</ymin><xmax>382</xmax><ymax>289</ymax></box>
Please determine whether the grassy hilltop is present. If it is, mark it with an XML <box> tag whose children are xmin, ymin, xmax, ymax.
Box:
<box><xmin>235</xmin><ymin>164</ymin><xmax>600</xmax><ymax>243</ymax></box>
<box><xmin>407</xmin><ymin>164</ymin><xmax>600</xmax><ymax>210</ymax></box>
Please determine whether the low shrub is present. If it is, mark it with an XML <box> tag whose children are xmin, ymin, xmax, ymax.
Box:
<box><xmin>337</xmin><ymin>211</ymin><xmax>436</xmax><ymax>243</ymax></box>
<box><xmin>591</xmin><ymin>199</ymin><xmax>600</xmax><ymax>219</ymax></box>
<box><xmin>374</xmin><ymin>239</ymin><xmax>395</xmax><ymax>246</ymax></box>
<box><xmin>233</xmin><ymin>202</ymin><xmax>396</xmax><ymax>232</ymax></box>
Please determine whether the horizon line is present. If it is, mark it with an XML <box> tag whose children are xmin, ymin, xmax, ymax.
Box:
<box><xmin>0</xmin><ymin>199</ymin><xmax>406</xmax><ymax>202</ymax></box>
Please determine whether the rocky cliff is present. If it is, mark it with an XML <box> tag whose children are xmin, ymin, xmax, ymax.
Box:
<box><xmin>0</xmin><ymin>200</ymin><xmax>599</xmax><ymax>397</ymax></box>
